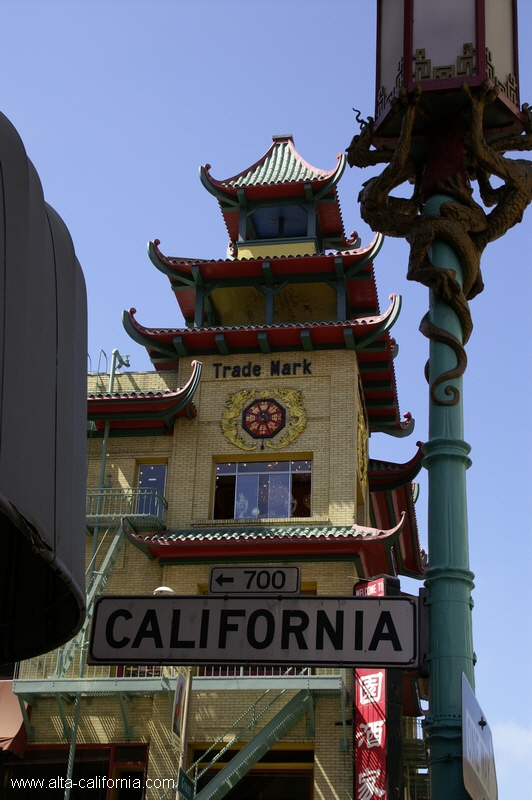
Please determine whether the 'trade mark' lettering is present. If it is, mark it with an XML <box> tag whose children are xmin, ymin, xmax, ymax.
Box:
<box><xmin>213</xmin><ymin>360</ymin><xmax>311</xmax><ymax>378</ymax></box>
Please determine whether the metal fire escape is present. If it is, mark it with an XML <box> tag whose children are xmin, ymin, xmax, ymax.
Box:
<box><xmin>192</xmin><ymin>689</ymin><xmax>316</xmax><ymax>800</ymax></box>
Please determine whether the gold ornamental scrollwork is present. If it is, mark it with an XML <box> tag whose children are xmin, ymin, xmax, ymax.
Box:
<box><xmin>357</xmin><ymin>412</ymin><xmax>368</xmax><ymax>489</ymax></box>
<box><xmin>221</xmin><ymin>388</ymin><xmax>307</xmax><ymax>451</ymax></box>
<box><xmin>267</xmin><ymin>388</ymin><xmax>307</xmax><ymax>450</ymax></box>
<box><xmin>220</xmin><ymin>389</ymin><xmax>258</xmax><ymax>451</ymax></box>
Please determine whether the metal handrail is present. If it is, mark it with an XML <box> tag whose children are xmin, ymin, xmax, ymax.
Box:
<box><xmin>86</xmin><ymin>487</ymin><xmax>168</xmax><ymax>523</ymax></box>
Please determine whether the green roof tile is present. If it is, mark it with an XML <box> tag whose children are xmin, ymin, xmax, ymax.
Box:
<box><xmin>204</xmin><ymin>135</ymin><xmax>343</xmax><ymax>191</ymax></box>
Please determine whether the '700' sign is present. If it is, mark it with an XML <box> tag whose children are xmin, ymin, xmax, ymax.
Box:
<box><xmin>88</xmin><ymin>595</ymin><xmax>418</xmax><ymax>668</ymax></box>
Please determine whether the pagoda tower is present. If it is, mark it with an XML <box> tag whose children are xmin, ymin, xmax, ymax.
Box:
<box><xmin>115</xmin><ymin>135</ymin><xmax>428</xmax><ymax>799</ymax></box>
<box><xmin>124</xmin><ymin>134</ymin><xmax>413</xmax><ymax>442</ymax></box>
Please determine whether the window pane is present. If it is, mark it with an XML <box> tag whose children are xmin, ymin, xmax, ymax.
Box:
<box><xmin>136</xmin><ymin>464</ymin><xmax>166</xmax><ymax>515</ymax></box>
<box><xmin>214</xmin><ymin>475</ymin><xmax>236</xmax><ymax>519</ymax></box>
<box><xmin>213</xmin><ymin>460</ymin><xmax>312</xmax><ymax>520</ymax></box>
<box><xmin>216</xmin><ymin>462</ymin><xmax>236</xmax><ymax>475</ymax></box>
<box><xmin>268</xmin><ymin>473</ymin><xmax>291</xmax><ymax>517</ymax></box>
<box><xmin>291</xmin><ymin>460</ymin><xmax>312</xmax><ymax>473</ymax></box>
<box><xmin>258</xmin><ymin>475</ymin><xmax>270</xmax><ymax>517</ymax></box>
<box><xmin>237</xmin><ymin>461</ymin><xmax>289</xmax><ymax>473</ymax></box>
<box><xmin>292</xmin><ymin>473</ymin><xmax>312</xmax><ymax>517</ymax></box>
<box><xmin>235</xmin><ymin>474</ymin><xmax>259</xmax><ymax>518</ymax></box>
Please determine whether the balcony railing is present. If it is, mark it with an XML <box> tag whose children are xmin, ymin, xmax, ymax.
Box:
<box><xmin>197</xmin><ymin>665</ymin><xmax>313</xmax><ymax>677</ymax></box>
<box><xmin>14</xmin><ymin>650</ymin><xmax>341</xmax><ymax>684</ymax></box>
<box><xmin>86</xmin><ymin>487</ymin><xmax>168</xmax><ymax>527</ymax></box>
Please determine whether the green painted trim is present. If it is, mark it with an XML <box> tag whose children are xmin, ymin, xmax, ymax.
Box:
<box><xmin>343</xmin><ymin>327</ymin><xmax>356</xmax><ymax>350</ymax></box>
<box><xmin>158</xmin><ymin>553</ymin><xmax>366</xmax><ymax>566</ymax></box>
<box><xmin>344</xmin><ymin>232</ymin><xmax>384</xmax><ymax>279</ymax></box>
<box><xmin>122</xmin><ymin>310</ymin><xmax>178</xmax><ymax>359</ymax></box>
<box><xmin>236</xmin><ymin>235</ymin><xmax>319</xmax><ymax>251</ymax></box>
<box><xmin>13</xmin><ymin>678</ymin><xmax>174</xmax><ymax>699</ymax></box>
<box><xmin>117</xmin><ymin>693</ymin><xmax>134</xmax><ymax>739</ymax></box>
<box><xmin>258</xmin><ymin>331</ymin><xmax>271</xmax><ymax>353</ymax></box>
<box><xmin>360</xmin><ymin>340</ymin><xmax>387</xmax><ymax>352</ymax></box>
<box><xmin>363</xmin><ymin>379</ymin><xmax>394</xmax><ymax>390</ymax></box>
<box><xmin>215</xmin><ymin>333</ymin><xmax>230</xmax><ymax>355</ymax></box>
<box><xmin>312</xmin><ymin>154</ymin><xmax>347</xmax><ymax>200</ymax></box>
<box><xmin>168</xmin><ymin>274</ymin><xmax>198</xmax><ymax>291</ymax></box>
<box><xmin>199</xmin><ymin>165</ymin><xmax>240</xmax><ymax>206</ymax></box>
<box><xmin>173</xmin><ymin>335</ymin><xmax>189</xmax><ymax>357</ymax></box>
<box><xmin>56</xmin><ymin>695</ymin><xmax>74</xmax><ymax>739</ymax></box>
<box><xmin>300</xmin><ymin>329</ymin><xmax>314</xmax><ymax>351</ymax></box>
<box><xmin>122</xmin><ymin>518</ymin><xmax>156</xmax><ymax>558</ymax></box>
<box><xmin>355</xmin><ymin>295</ymin><xmax>402</xmax><ymax>351</ymax></box>
<box><xmin>147</xmin><ymin>241</ymin><xmax>195</xmax><ymax>283</ymax></box>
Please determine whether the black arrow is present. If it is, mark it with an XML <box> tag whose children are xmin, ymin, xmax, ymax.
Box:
<box><xmin>215</xmin><ymin>574</ymin><xmax>235</xmax><ymax>587</ymax></box>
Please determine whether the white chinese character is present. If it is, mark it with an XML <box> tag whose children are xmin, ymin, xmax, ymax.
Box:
<box><xmin>356</xmin><ymin>720</ymin><xmax>385</xmax><ymax>748</ymax></box>
<box><xmin>358</xmin><ymin>672</ymin><xmax>384</xmax><ymax>705</ymax></box>
<box><xmin>358</xmin><ymin>768</ymin><xmax>386</xmax><ymax>800</ymax></box>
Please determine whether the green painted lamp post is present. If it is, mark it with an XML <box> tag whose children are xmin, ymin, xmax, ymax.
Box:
<box><xmin>348</xmin><ymin>1</ymin><xmax>531</xmax><ymax>797</ymax></box>
<box><xmin>421</xmin><ymin>194</ymin><xmax>475</xmax><ymax>798</ymax></box>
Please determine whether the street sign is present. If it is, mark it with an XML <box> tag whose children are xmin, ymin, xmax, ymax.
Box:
<box><xmin>178</xmin><ymin>768</ymin><xmax>194</xmax><ymax>800</ymax></box>
<box><xmin>209</xmin><ymin>566</ymin><xmax>300</xmax><ymax>595</ymax></box>
<box><xmin>88</xmin><ymin>594</ymin><xmax>418</xmax><ymax>668</ymax></box>
<box><xmin>462</xmin><ymin>674</ymin><xmax>498</xmax><ymax>800</ymax></box>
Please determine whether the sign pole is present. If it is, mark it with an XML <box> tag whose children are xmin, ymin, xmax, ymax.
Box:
<box><xmin>176</xmin><ymin>668</ymin><xmax>193</xmax><ymax>800</ymax></box>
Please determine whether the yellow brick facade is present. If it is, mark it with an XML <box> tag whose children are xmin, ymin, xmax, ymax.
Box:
<box><xmin>19</xmin><ymin>349</ymin><xmax>370</xmax><ymax>799</ymax></box>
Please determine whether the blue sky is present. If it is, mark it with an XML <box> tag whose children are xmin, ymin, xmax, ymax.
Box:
<box><xmin>1</xmin><ymin>1</ymin><xmax>530</xmax><ymax>795</ymax></box>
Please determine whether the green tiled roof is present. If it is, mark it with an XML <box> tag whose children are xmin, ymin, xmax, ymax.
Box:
<box><xmin>204</xmin><ymin>135</ymin><xmax>343</xmax><ymax>190</ymax></box>
<box><xmin>126</xmin><ymin>523</ymin><xmax>395</xmax><ymax>543</ymax></box>
<box><xmin>227</xmin><ymin>137</ymin><xmax>329</xmax><ymax>187</ymax></box>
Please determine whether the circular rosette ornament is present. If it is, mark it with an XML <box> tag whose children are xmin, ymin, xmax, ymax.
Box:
<box><xmin>242</xmin><ymin>398</ymin><xmax>285</xmax><ymax>440</ymax></box>
<box><xmin>221</xmin><ymin>388</ymin><xmax>307</xmax><ymax>451</ymax></box>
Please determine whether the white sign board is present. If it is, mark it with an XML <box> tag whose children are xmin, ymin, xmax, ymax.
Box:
<box><xmin>209</xmin><ymin>566</ymin><xmax>300</xmax><ymax>594</ymax></box>
<box><xmin>462</xmin><ymin>674</ymin><xmax>498</xmax><ymax>800</ymax></box>
<box><xmin>88</xmin><ymin>595</ymin><xmax>418</xmax><ymax>668</ymax></box>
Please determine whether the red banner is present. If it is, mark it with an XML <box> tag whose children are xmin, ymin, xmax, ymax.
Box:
<box><xmin>355</xmin><ymin>579</ymin><xmax>388</xmax><ymax>800</ymax></box>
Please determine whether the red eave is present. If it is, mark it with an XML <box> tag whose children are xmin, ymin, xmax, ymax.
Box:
<box><xmin>125</xmin><ymin>300</ymin><xmax>395</xmax><ymax>352</ymax></box>
<box><xmin>122</xmin><ymin>515</ymin><xmax>406</xmax><ymax>579</ymax></box>
<box><xmin>87</xmin><ymin>360</ymin><xmax>202</xmax><ymax>433</ymax></box>
<box><xmin>369</xmin><ymin>443</ymin><xmax>424</xmax><ymax>492</ymax></box>
<box><xmin>148</xmin><ymin>235</ymin><xmax>383</xmax><ymax>325</ymax></box>
<box><xmin>150</xmin><ymin>235</ymin><xmax>379</xmax><ymax>277</ymax></box>
<box><xmin>369</xmin><ymin>446</ymin><xmax>426</xmax><ymax>578</ymax></box>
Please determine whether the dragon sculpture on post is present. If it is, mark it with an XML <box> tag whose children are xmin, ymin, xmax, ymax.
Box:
<box><xmin>347</xmin><ymin>82</ymin><xmax>532</xmax><ymax>404</ymax></box>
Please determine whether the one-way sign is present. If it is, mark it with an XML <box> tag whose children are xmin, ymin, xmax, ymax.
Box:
<box><xmin>88</xmin><ymin>595</ymin><xmax>418</xmax><ymax>668</ymax></box>
<box><xmin>209</xmin><ymin>566</ymin><xmax>300</xmax><ymax>594</ymax></box>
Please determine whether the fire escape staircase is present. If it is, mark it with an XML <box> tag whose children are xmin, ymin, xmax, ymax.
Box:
<box><xmin>14</xmin><ymin>487</ymin><xmax>170</xmax><ymax>742</ymax></box>
<box><xmin>53</xmin><ymin>523</ymin><xmax>126</xmax><ymax>681</ymax></box>
<box><xmin>190</xmin><ymin>688</ymin><xmax>321</xmax><ymax>800</ymax></box>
